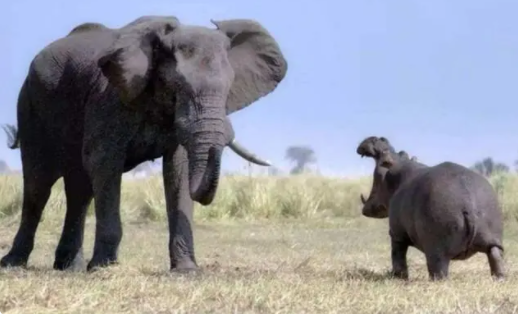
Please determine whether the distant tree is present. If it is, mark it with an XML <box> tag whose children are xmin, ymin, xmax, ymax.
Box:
<box><xmin>285</xmin><ymin>145</ymin><xmax>317</xmax><ymax>175</ymax></box>
<box><xmin>471</xmin><ymin>157</ymin><xmax>509</xmax><ymax>177</ymax></box>
<box><xmin>0</xmin><ymin>160</ymin><xmax>9</xmax><ymax>174</ymax></box>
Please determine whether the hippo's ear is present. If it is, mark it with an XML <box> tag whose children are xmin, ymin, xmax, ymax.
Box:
<box><xmin>398</xmin><ymin>150</ymin><xmax>409</xmax><ymax>159</ymax></box>
<box><xmin>379</xmin><ymin>150</ymin><xmax>395</xmax><ymax>168</ymax></box>
<box><xmin>398</xmin><ymin>150</ymin><xmax>418</xmax><ymax>162</ymax></box>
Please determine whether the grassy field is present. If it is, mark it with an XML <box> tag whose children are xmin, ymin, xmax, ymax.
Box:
<box><xmin>1</xmin><ymin>173</ymin><xmax>518</xmax><ymax>313</ymax></box>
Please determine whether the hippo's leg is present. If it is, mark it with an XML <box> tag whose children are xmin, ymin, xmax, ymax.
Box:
<box><xmin>487</xmin><ymin>246</ymin><xmax>505</xmax><ymax>280</ymax></box>
<box><xmin>425</xmin><ymin>252</ymin><xmax>450</xmax><ymax>281</ymax></box>
<box><xmin>390</xmin><ymin>239</ymin><xmax>409</xmax><ymax>280</ymax></box>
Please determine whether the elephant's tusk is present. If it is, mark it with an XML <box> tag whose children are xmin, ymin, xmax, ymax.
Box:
<box><xmin>228</xmin><ymin>139</ymin><xmax>271</xmax><ymax>166</ymax></box>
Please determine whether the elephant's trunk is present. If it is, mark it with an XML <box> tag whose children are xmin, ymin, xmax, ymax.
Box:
<box><xmin>178</xmin><ymin>96</ymin><xmax>273</xmax><ymax>205</ymax></box>
<box><xmin>188</xmin><ymin>144</ymin><xmax>224</xmax><ymax>206</ymax></box>
<box><xmin>180</xmin><ymin>99</ymin><xmax>230</xmax><ymax>206</ymax></box>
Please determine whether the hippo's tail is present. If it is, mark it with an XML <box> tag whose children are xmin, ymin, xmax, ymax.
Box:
<box><xmin>462</xmin><ymin>208</ymin><xmax>477</xmax><ymax>252</ymax></box>
<box><xmin>2</xmin><ymin>124</ymin><xmax>20</xmax><ymax>149</ymax></box>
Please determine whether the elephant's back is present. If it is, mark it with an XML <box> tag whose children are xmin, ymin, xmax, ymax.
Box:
<box><xmin>28</xmin><ymin>28</ymin><xmax>115</xmax><ymax>95</ymax></box>
<box><xmin>21</xmin><ymin>28</ymin><xmax>118</xmax><ymax>142</ymax></box>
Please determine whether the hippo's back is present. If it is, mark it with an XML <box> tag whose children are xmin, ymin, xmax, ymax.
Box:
<box><xmin>408</xmin><ymin>162</ymin><xmax>501</xmax><ymax>252</ymax></box>
<box><xmin>429</xmin><ymin>162</ymin><xmax>498</xmax><ymax>204</ymax></box>
<box><xmin>391</xmin><ymin>161</ymin><xmax>501</xmax><ymax>253</ymax></box>
<box><xmin>414</xmin><ymin>162</ymin><xmax>498</xmax><ymax>214</ymax></box>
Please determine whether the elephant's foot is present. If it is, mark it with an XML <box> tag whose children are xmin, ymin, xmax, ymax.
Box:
<box><xmin>390</xmin><ymin>268</ymin><xmax>409</xmax><ymax>280</ymax></box>
<box><xmin>87</xmin><ymin>239</ymin><xmax>121</xmax><ymax>272</ymax></box>
<box><xmin>54</xmin><ymin>250</ymin><xmax>86</xmax><ymax>272</ymax></box>
<box><xmin>86</xmin><ymin>255</ymin><xmax>118</xmax><ymax>272</ymax></box>
<box><xmin>0</xmin><ymin>253</ymin><xmax>28</xmax><ymax>268</ymax></box>
<box><xmin>171</xmin><ymin>259</ymin><xmax>199</xmax><ymax>274</ymax></box>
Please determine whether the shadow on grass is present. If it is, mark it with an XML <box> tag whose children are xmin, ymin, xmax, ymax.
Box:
<box><xmin>137</xmin><ymin>261</ymin><xmax>399</xmax><ymax>284</ymax></box>
<box><xmin>139</xmin><ymin>262</ymin><xmax>282</xmax><ymax>280</ymax></box>
<box><xmin>337</xmin><ymin>267</ymin><xmax>395</xmax><ymax>282</ymax></box>
<box><xmin>0</xmin><ymin>266</ymin><xmax>84</xmax><ymax>279</ymax></box>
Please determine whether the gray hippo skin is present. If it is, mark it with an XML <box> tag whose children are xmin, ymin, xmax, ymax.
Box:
<box><xmin>1</xmin><ymin>16</ymin><xmax>287</xmax><ymax>272</ymax></box>
<box><xmin>357</xmin><ymin>136</ymin><xmax>504</xmax><ymax>281</ymax></box>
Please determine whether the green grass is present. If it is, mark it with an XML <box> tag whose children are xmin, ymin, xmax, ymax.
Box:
<box><xmin>1</xmin><ymin>173</ymin><xmax>518</xmax><ymax>313</ymax></box>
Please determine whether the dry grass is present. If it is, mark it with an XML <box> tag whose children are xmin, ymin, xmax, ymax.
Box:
<box><xmin>0</xmin><ymin>173</ymin><xmax>518</xmax><ymax>313</ymax></box>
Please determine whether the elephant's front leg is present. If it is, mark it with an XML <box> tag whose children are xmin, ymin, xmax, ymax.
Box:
<box><xmin>163</xmin><ymin>144</ymin><xmax>198</xmax><ymax>272</ymax></box>
<box><xmin>87</xmin><ymin>169</ymin><xmax>124</xmax><ymax>271</ymax></box>
<box><xmin>84</xmin><ymin>149</ymin><xmax>125</xmax><ymax>272</ymax></box>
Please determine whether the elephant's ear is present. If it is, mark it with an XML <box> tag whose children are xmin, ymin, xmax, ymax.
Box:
<box><xmin>211</xmin><ymin>19</ymin><xmax>288</xmax><ymax>115</ymax></box>
<box><xmin>97</xmin><ymin>17</ymin><xmax>179</xmax><ymax>105</ymax></box>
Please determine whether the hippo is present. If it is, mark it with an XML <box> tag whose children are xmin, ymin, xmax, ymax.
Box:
<box><xmin>357</xmin><ymin>136</ymin><xmax>505</xmax><ymax>281</ymax></box>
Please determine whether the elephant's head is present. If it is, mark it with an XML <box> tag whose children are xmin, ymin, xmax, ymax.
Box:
<box><xmin>356</xmin><ymin>136</ymin><xmax>400</xmax><ymax>218</ymax></box>
<box><xmin>97</xmin><ymin>16</ymin><xmax>287</xmax><ymax>205</ymax></box>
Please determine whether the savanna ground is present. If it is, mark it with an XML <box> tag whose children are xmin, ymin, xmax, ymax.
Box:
<box><xmin>1</xmin><ymin>173</ymin><xmax>518</xmax><ymax>313</ymax></box>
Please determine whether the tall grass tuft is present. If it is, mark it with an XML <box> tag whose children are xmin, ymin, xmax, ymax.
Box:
<box><xmin>1</xmin><ymin>172</ymin><xmax>518</xmax><ymax>223</ymax></box>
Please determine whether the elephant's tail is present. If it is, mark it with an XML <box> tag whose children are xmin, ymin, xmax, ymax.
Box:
<box><xmin>2</xmin><ymin>124</ymin><xmax>20</xmax><ymax>149</ymax></box>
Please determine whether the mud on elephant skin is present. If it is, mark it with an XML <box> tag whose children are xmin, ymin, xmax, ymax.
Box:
<box><xmin>357</xmin><ymin>136</ymin><xmax>505</xmax><ymax>281</ymax></box>
<box><xmin>1</xmin><ymin>15</ymin><xmax>288</xmax><ymax>272</ymax></box>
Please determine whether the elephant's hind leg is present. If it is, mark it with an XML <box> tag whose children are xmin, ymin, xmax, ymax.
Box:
<box><xmin>1</xmin><ymin>165</ymin><xmax>60</xmax><ymax>268</ymax></box>
<box><xmin>54</xmin><ymin>169</ymin><xmax>93</xmax><ymax>271</ymax></box>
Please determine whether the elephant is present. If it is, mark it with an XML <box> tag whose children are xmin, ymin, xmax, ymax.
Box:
<box><xmin>1</xmin><ymin>15</ymin><xmax>287</xmax><ymax>272</ymax></box>
<box><xmin>356</xmin><ymin>136</ymin><xmax>504</xmax><ymax>280</ymax></box>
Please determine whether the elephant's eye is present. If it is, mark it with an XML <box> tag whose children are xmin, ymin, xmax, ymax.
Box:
<box><xmin>178</xmin><ymin>44</ymin><xmax>195</xmax><ymax>59</ymax></box>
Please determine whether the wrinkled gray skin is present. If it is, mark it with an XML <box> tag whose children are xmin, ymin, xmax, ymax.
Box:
<box><xmin>357</xmin><ymin>136</ymin><xmax>504</xmax><ymax>281</ymax></box>
<box><xmin>1</xmin><ymin>16</ymin><xmax>287</xmax><ymax>272</ymax></box>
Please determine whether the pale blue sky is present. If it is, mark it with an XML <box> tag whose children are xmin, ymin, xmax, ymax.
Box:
<box><xmin>1</xmin><ymin>0</ymin><xmax>518</xmax><ymax>177</ymax></box>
